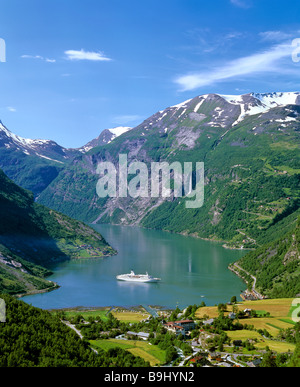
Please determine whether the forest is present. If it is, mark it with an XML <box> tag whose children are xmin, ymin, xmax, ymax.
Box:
<box><xmin>0</xmin><ymin>294</ymin><xmax>149</xmax><ymax>367</ymax></box>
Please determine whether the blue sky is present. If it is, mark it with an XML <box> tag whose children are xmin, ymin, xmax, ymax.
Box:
<box><xmin>1</xmin><ymin>0</ymin><xmax>300</xmax><ymax>148</ymax></box>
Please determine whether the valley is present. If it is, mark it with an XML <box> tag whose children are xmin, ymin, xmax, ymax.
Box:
<box><xmin>0</xmin><ymin>91</ymin><xmax>299</xmax><ymax>368</ymax></box>
<box><xmin>0</xmin><ymin>91</ymin><xmax>299</xmax><ymax>299</ymax></box>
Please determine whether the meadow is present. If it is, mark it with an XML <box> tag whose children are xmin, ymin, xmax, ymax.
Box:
<box><xmin>196</xmin><ymin>298</ymin><xmax>298</xmax><ymax>353</ymax></box>
<box><xmin>90</xmin><ymin>339</ymin><xmax>167</xmax><ymax>366</ymax></box>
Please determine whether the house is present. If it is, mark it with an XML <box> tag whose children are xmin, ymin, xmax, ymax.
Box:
<box><xmin>174</xmin><ymin>319</ymin><xmax>196</xmax><ymax>331</ymax></box>
<box><xmin>208</xmin><ymin>352</ymin><xmax>222</xmax><ymax>362</ymax></box>
<box><xmin>164</xmin><ymin>322</ymin><xmax>186</xmax><ymax>336</ymax></box>
<box><xmin>126</xmin><ymin>331</ymin><xmax>150</xmax><ymax>340</ymax></box>
<box><xmin>189</xmin><ymin>355</ymin><xmax>205</xmax><ymax>365</ymax></box>
<box><xmin>229</xmin><ymin>312</ymin><xmax>236</xmax><ymax>320</ymax></box>
<box><xmin>203</xmin><ymin>318</ymin><xmax>214</xmax><ymax>326</ymax></box>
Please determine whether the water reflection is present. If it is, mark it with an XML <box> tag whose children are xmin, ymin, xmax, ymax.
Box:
<box><xmin>21</xmin><ymin>224</ymin><xmax>246</xmax><ymax>309</ymax></box>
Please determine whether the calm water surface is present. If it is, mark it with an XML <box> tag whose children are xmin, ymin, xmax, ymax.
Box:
<box><xmin>22</xmin><ymin>225</ymin><xmax>246</xmax><ymax>309</ymax></box>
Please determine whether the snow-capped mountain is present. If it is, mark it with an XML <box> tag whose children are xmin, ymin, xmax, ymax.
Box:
<box><xmin>37</xmin><ymin>90</ymin><xmax>300</xmax><ymax>240</ymax></box>
<box><xmin>79</xmin><ymin>126</ymin><xmax>132</xmax><ymax>152</ymax></box>
<box><xmin>141</xmin><ymin>91</ymin><xmax>300</xmax><ymax>133</ymax></box>
<box><xmin>0</xmin><ymin>120</ymin><xmax>78</xmax><ymax>163</ymax></box>
<box><xmin>0</xmin><ymin>120</ymin><xmax>82</xmax><ymax>196</ymax></box>
<box><xmin>1</xmin><ymin>90</ymin><xmax>299</xmax><ymax>201</ymax></box>
<box><xmin>219</xmin><ymin>92</ymin><xmax>300</xmax><ymax>126</ymax></box>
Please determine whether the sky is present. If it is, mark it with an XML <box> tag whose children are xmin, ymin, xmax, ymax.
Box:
<box><xmin>1</xmin><ymin>0</ymin><xmax>300</xmax><ymax>148</ymax></box>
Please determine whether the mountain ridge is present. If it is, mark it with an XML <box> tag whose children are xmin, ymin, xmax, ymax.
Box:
<box><xmin>35</xmin><ymin>91</ymin><xmax>300</xmax><ymax>252</ymax></box>
<box><xmin>0</xmin><ymin>120</ymin><xmax>132</xmax><ymax>197</ymax></box>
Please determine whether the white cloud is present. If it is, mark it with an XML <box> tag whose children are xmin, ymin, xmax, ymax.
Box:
<box><xmin>7</xmin><ymin>107</ymin><xmax>16</xmax><ymax>112</ymax></box>
<box><xmin>45</xmin><ymin>58</ymin><xmax>56</xmax><ymax>63</ymax></box>
<box><xmin>21</xmin><ymin>54</ymin><xmax>56</xmax><ymax>63</ymax></box>
<box><xmin>259</xmin><ymin>31</ymin><xmax>294</xmax><ymax>42</ymax></box>
<box><xmin>175</xmin><ymin>42</ymin><xmax>294</xmax><ymax>91</ymax></box>
<box><xmin>64</xmin><ymin>49</ymin><xmax>112</xmax><ymax>61</ymax></box>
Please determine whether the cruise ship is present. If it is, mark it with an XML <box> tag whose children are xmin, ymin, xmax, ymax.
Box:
<box><xmin>116</xmin><ymin>271</ymin><xmax>161</xmax><ymax>283</ymax></box>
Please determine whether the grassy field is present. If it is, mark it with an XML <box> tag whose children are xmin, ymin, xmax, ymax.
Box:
<box><xmin>90</xmin><ymin>339</ymin><xmax>166</xmax><ymax>366</ymax></box>
<box><xmin>225</xmin><ymin>330</ymin><xmax>296</xmax><ymax>353</ymax></box>
<box><xmin>54</xmin><ymin>307</ymin><xmax>150</xmax><ymax>323</ymax></box>
<box><xmin>61</xmin><ymin>308</ymin><xmax>111</xmax><ymax>321</ymax></box>
<box><xmin>196</xmin><ymin>298</ymin><xmax>296</xmax><ymax>321</ymax></box>
<box><xmin>196</xmin><ymin>298</ymin><xmax>298</xmax><ymax>353</ymax></box>
<box><xmin>111</xmin><ymin>310</ymin><xmax>150</xmax><ymax>323</ymax></box>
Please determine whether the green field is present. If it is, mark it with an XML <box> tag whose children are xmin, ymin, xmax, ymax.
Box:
<box><xmin>225</xmin><ymin>330</ymin><xmax>296</xmax><ymax>354</ymax></box>
<box><xmin>196</xmin><ymin>298</ymin><xmax>298</xmax><ymax>354</ymax></box>
<box><xmin>62</xmin><ymin>308</ymin><xmax>111</xmax><ymax>321</ymax></box>
<box><xmin>112</xmin><ymin>310</ymin><xmax>150</xmax><ymax>323</ymax></box>
<box><xmin>90</xmin><ymin>339</ymin><xmax>167</xmax><ymax>366</ymax></box>
<box><xmin>56</xmin><ymin>307</ymin><xmax>150</xmax><ymax>323</ymax></box>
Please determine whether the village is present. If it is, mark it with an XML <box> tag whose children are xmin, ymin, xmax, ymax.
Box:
<box><xmin>55</xmin><ymin>297</ymin><xmax>298</xmax><ymax>368</ymax></box>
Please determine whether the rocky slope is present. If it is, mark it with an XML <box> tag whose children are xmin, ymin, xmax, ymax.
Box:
<box><xmin>78</xmin><ymin>126</ymin><xmax>132</xmax><ymax>152</ymax></box>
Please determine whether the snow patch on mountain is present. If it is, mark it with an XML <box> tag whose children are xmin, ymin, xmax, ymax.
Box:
<box><xmin>252</xmin><ymin>92</ymin><xmax>300</xmax><ymax>108</ymax></box>
<box><xmin>79</xmin><ymin>126</ymin><xmax>133</xmax><ymax>152</ymax></box>
<box><xmin>171</xmin><ymin>98</ymin><xmax>193</xmax><ymax>109</ymax></box>
<box><xmin>108</xmin><ymin>126</ymin><xmax>132</xmax><ymax>137</ymax></box>
<box><xmin>219</xmin><ymin>92</ymin><xmax>300</xmax><ymax>126</ymax></box>
<box><xmin>0</xmin><ymin>121</ymin><xmax>52</xmax><ymax>149</ymax></box>
<box><xmin>106</xmin><ymin>126</ymin><xmax>132</xmax><ymax>144</ymax></box>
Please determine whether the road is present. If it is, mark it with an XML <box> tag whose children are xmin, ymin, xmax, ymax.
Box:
<box><xmin>232</xmin><ymin>263</ymin><xmax>264</xmax><ymax>300</ymax></box>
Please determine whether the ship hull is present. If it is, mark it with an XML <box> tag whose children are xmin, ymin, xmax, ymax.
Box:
<box><xmin>116</xmin><ymin>275</ymin><xmax>160</xmax><ymax>283</ymax></box>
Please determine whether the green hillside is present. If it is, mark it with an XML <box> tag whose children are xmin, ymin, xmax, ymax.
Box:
<box><xmin>0</xmin><ymin>169</ymin><xmax>116</xmax><ymax>295</ymax></box>
<box><xmin>38</xmin><ymin>96</ymin><xmax>300</xmax><ymax>250</ymax></box>
<box><xmin>0</xmin><ymin>294</ymin><xmax>149</xmax><ymax>367</ymax></box>
<box><xmin>0</xmin><ymin>147</ymin><xmax>63</xmax><ymax>198</ymax></box>
<box><xmin>236</xmin><ymin>217</ymin><xmax>300</xmax><ymax>298</ymax></box>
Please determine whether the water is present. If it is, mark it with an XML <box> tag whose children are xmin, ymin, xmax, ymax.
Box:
<box><xmin>22</xmin><ymin>224</ymin><xmax>246</xmax><ymax>310</ymax></box>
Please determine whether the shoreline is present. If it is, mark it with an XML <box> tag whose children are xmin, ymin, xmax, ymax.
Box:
<box><xmin>17</xmin><ymin>252</ymin><xmax>117</xmax><ymax>300</ymax></box>
<box><xmin>95</xmin><ymin>222</ymin><xmax>253</xmax><ymax>251</ymax></box>
<box><xmin>16</xmin><ymin>281</ymin><xmax>60</xmax><ymax>299</ymax></box>
<box><xmin>16</xmin><ymin>225</ymin><xmax>250</xmax><ymax>303</ymax></box>
<box><xmin>46</xmin><ymin>304</ymin><xmax>176</xmax><ymax>313</ymax></box>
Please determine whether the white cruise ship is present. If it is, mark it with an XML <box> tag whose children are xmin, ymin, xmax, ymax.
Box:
<box><xmin>116</xmin><ymin>270</ymin><xmax>161</xmax><ymax>283</ymax></box>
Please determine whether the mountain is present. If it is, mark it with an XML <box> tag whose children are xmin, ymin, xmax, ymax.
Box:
<box><xmin>0</xmin><ymin>121</ymin><xmax>133</xmax><ymax>197</ymax></box>
<box><xmin>0</xmin><ymin>168</ymin><xmax>116</xmax><ymax>295</ymax></box>
<box><xmin>0</xmin><ymin>120</ymin><xmax>79</xmax><ymax>162</ymax></box>
<box><xmin>37</xmin><ymin>92</ymin><xmax>300</xmax><ymax>250</ymax></box>
<box><xmin>0</xmin><ymin>120</ymin><xmax>81</xmax><ymax>197</ymax></box>
<box><xmin>78</xmin><ymin>126</ymin><xmax>132</xmax><ymax>152</ymax></box>
<box><xmin>234</xmin><ymin>216</ymin><xmax>300</xmax><ymax>298</ymax></box>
